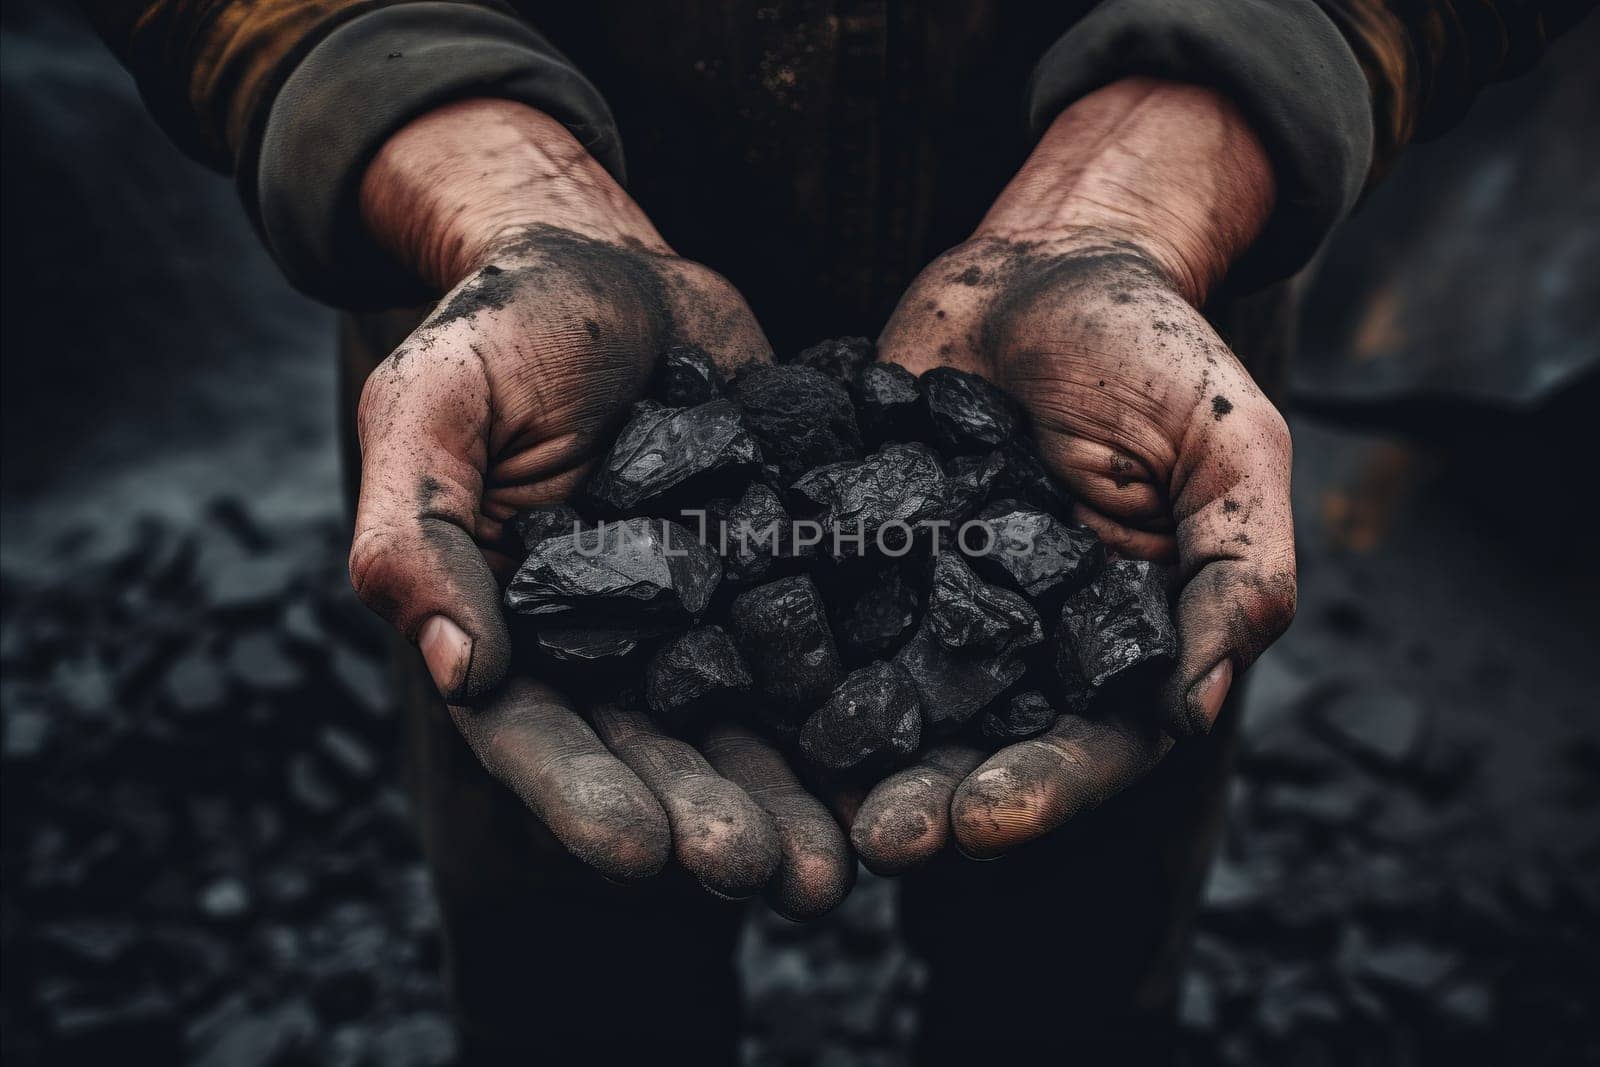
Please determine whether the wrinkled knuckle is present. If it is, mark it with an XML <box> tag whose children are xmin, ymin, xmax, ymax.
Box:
<box><xmin>347</xmin><ymin>524</ymin><xmax>408</xmax><ymax>614</ymax></box>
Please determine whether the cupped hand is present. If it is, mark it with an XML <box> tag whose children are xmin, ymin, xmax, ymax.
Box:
<box><xmin>850</xmin><ymin>78</ymin><xmax>1297</xmax><ymax>871</ymax></box>
<box><xmin>348</xmin><ymin>99</ymin><xmax>852</xmax><ymax>916</ymax></box>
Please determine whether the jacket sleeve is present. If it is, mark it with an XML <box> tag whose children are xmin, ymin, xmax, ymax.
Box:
<box><xmin>1026</xmin><ymin>0</ymin><xmax>1593</xmax><ymax>290</ymax></box>
<box><xmin>78</xmin><ymin>0</ymin><xmax>624</xmax><ymax>308</ymax></box>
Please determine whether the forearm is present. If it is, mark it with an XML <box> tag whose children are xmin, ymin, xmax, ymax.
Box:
<box><xmin>360</xmin><ymin>99</ymin><xmax>666</xmax><ymax>292</ymax></box>
<box><xmin>978</xmin><ymin>77</ymin><xmax>1275</xmax><ymax>307</ymax></box>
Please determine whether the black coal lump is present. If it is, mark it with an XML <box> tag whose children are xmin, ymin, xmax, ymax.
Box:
<box><xmin>732</xmin><ymin>364</ymin><xmax>863</xmax><ymax>482</ymax></box>
<box><xmin>708</xmin><ymin>482</ymin><xmax>795</xmax><ymax>584</ymax></box>
<box><xmin>505</xmin><ymin>517</ymin><xmax>721</xmax><ymax>624</ymax></box>
<box><xmin>943</xmin><ymin>451</ymin><xmax>1008</xmax><ymax>521</ymax></box>
<box><xmin>893</xmin><ymin>620</ymin><xmax>1026</xmax><ymax>737</ymax></box>
<box><xmin>584</xmin><ymin>399</ymin><xmax>761</xmax><ymax>512</ymax></box>
<box><xmin>730</xmin><ymin>576</ymin><xmax>844</xmax><ymax>734</ymax></box>
<box><xmin>792</xmin><ymin>442</ymin><xmax>953</xmax><ymax>556</ymax></box>
<box><xmin>799</xmin><ymin>661</ymin><xmax>921</xmax><ymax>772</ymax></box>
<box><xmin>982</xmin><ymin>690</ymin><xmax>1057</xmax><ymax>744</ymax></box>
<box><xmin>652</xmin><ymin>342</ymin><xmax>727</xmax><ymax>407</ymax></box>
<box><xmin>852</xmin><ymin>362</ymin><xmax>923</xmax><ymax>444</ymax></box>
<box><xmin>508</xmin><ymin>502</ymin><xmax>582</xmax><ymax>553</ymax></box>
<box><xmin>830</xmin><ymin>561</ymin><xmax>922</xmax><ymax>662</ymax></box>
<box><xmin>535</xmin><ymin>626</ymin><xmax>641</xmax><ymax>663</ymax></box>
<box><xmin>990</xmin><ymin>443</ymin><xmax>1074</xmax><ymax>515</ymax></box>
<box><xmin>926</xmin><ymin>553</ymin><xmax>1042</xmax><ymax>655</ymax></box>
<box><xmin>645</xmin><ymin>626</ymin><xmax>753</xmax><ymax>730</ymax></box>
<box><xmin>920</xmin><ymin>367</ymin><xmax>1021</xmax><ymax>455</ymax></box>
<box><xmin>794</xmin><ymin>336</ymin><xmax>874</xmax><ymax>381</ymax></box>
<box><xmin>1059</xmin><ymin>559</ymin><xmax>1178</xmax><ymax>691</ymax></box>
<box><xmin>970</xmin><ymin>502</ymin><xmax>1104</xmax><ymax>603</ymax></box>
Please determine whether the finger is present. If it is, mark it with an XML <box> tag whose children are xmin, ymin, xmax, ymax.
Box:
<box><xmin>951</xmin><ymin>715</ymin><xmax>1172</xmax><ymax>859</ymax></box>
<box><xmin>350</xmin><ymin>335</ymin><xmax>509</xmax><ymax>702</ymax></box>
<box><xmin>701</xmin><ymin>724</ymin><xmax>855</xmax><ymax>920</ymax></box>
<box><xmin>449</xmin><ymin>679</ymin><xmax>669</xmax><ymax>882</ymax></box>
<box><xmin>1164</xmin><ymin>392</ymin><xmax>1296</xmax><ymax>735</ymax></box>
<box><xmin>591</xmin><ymin>705</ymin><xmax>781</xmax><ymax>900</ymax></box>
<box><xmin>851</xmin><ymin>745</ymin><xmax>987</xmax><ymax>875</ymax></box>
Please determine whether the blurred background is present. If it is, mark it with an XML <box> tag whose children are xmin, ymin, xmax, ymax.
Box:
<box><xmin>2</xmin><ymin>1</ymin><xmax>1596</xmax><ymax>1063</ymax></box>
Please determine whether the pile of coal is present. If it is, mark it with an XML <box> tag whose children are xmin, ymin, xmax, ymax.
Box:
<box><xmin>503</xmin><ymin>340</ymin><xmax>1178</xmax><ymax>775</ymax></box>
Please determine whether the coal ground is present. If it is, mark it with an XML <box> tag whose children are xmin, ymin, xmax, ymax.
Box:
<box><xmin>3</xmin><ymin>3</ymin><xmax>1597</xmax><ymax>1064</ymax></box>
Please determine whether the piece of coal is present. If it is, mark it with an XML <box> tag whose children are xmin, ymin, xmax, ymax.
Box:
<box><xmin>943</xmin><ymin>451</ymin><xmax>1008</xmax><ymax>521</ymax></box>
<box><xmin>652</xmin><ymin>342</ymin><xmax>726</xmax><ymax>407</ymax></box>
<box><xmin>830</xmin><ymin>562</ymin><xmax>921</xmax><ymax>661</ymax></box>
<box><xmin>794</xmin><ymin>336</ymin><xmax>874</xmax><ymax>382</ymax></box>
<box><xmin>508</xmin><ymin>503</ymin><xmax>582</xmax><ymax>552</ymax></box>
<box><xmin>989</xmin><ymin>443</ymin><xmax>1074</xmax><ymax>515</ymax></box>
<box><xmin>799</xmin><ymin>661</ymin><xmax>921</xmax><ymax>772</ymax></box>
<box><xmin>1052</xmin><ymin>650</ymin><xmax>1096</xmax><ymax>716</ymax></box>
<box><xmin>584</xmin><ymin>399</ymin><xmax>761</xmax><ymax>511</ymax></box>
<box><xmin>534</xmin><ymin>626</ymin><xmax>641</xmax><ymax>663</ymax></box>
<box><xmin>705</xmin><ymin>482</ymin><xmax>795</xmax><ymax>583</ymax></box>
<box><xmin>920</xmin><ymin>367</ymin><xmax>1021</xmax><ymax>455</ymax></box>
<box><xmin>1059</xmin><ymin>559</ymin><xmax>1178</xmax><ymax>691</ymax></box>
<box><xmin>852</xmin><ymin>362</ymin><xmax>923</xmax><ymax>444</ymax></box>
<box><xmin>926</xmin><ymin>553</ymin><xmax>1042</xmax><ymax>655</ymax></box>
<box><xmin>729</xmin><ymin>576</ymin><xmax>843</xmax><ymax>733</ymax></box>
<box><xmin>644</xmin><ymin>626</ymin><xmax>753</xmax><ymax>730</ymax></box>
<box><xmin>982</xmin><ymin>690</ymin><xmax>1058</xmax><ymax>744</ymax></box>
<box><xmin>970</xmin><ymin>502</ymin><xmax>1104</xmax><ymax>603</ymax></box>
<box><xmin>894</xmin><ymin>620</ymin><xmax>1026</xmax><ymax>736</ymax></box>
<box><xmin>792</xmin><ymin>442</ymin><xmax>953</xmax><ymax>556</ymax></box>
<box><xmin>505</xmin><ymin>518</ymin><xmax>721</xmax><ymax>625</ymax></box>
<box><xmin>731</xmin><ymin>364</ymin><xmax>863</xmax><ymax>482</ymax></box>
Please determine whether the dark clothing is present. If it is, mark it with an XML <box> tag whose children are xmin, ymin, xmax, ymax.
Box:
<box><xmin>83</xmin><ymin>0</ymin><xmax>1590</xmax><ymax>345</ymax></box>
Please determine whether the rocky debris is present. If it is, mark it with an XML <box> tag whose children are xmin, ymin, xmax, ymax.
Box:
<box><xmin>926</xmin><ymin>553</ymin><xmax>1041</xmax><ymax>655</ymax></box>
<box><xmin>920</xmin><ymin>367</ymin><xmax>1021</xmax><ymax>454</ymax></box>
<box><xmin>583</xmin><ymin>399</ymin><xmax>761</xmax><ymax>512</ymax></box>
<box><xmin>508</xmin><ymin>502</ymin><xmax>582</xmax><ymax>551</ymax></box>
<box><xmin>732</xmin><ymin>364</ymin><xmax>863</xmax><ymax>482</ymax></box>
<box><xmin>981</xmin><ymin>690</ymin><xmax>1058</xmax><ymax>744</ymax></box>
<box><xmin>1058</xmin><ymin>559</ymin><xmax>1177</xmax><ymax>692</ymax></box>
<box><xmin>970</xmin><ymin>502</ymin><xmax>1103</xmax><ymax>603</ymax></box>
<box><xmin>792</xmin><ymin>443</ymin><xmax>955</xmax><ymax>556</ymax></box>
<box><xmin>798</xmin><ymin>661</ymin><xmax>922</xmax><ymax>772</ymax></box>
<box><xmin>893</xmin><ymin>621</ymin><xmax>1027</xmax><ymax>737</ymax></box>
<box><xmin>652</xmin><ymin>342</ymin><xmax>726</xmax><ymax>407</ymax></box>
<box><xmin>644</xmin><ymin>626</ymin><xmax>753</xmax><ymax>730</ymax></box>
<box><xmin>707</xmin><ymin>481</ymin><xmax>796</xmax><ymax>584</ymax></box>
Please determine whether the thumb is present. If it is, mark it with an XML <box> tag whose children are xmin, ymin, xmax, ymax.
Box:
<box><xmin>1164</xmin><ymin>391</ymin><xmax>1296</xmax><ymax>735</ymax></box>
<box><xmin>349</xmin><ymin>345</ymin><xmax>511</xmax><ymax>702</ymax></box>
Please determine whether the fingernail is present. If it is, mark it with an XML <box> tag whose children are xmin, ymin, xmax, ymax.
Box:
<box><xmin>1188</xmin><ymin>660</ymin><xmax>1234</xmax><ymax>730</ymax></box>
<box><xmin>418</xmin><ymin>615</ymin><xmax>472</xmax><ymax>698</ymax></box>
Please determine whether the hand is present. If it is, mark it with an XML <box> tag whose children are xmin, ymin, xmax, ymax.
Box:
<box><xmin>851</xmin><ymin>78</ymin><xmax>1297</xmax><ymax>869</ymax></box>
<box><xmin>350</xmin><ymin>99</ymin><xmax>852</xmax><ymax>916</ymax></box>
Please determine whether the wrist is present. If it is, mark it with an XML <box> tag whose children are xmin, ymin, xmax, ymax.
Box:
<box><xmin>977</xmin><ymin>77</ymin><xmax>1275</xmax><ymax>305</ymax></box>
<box><xmin>360</xmin><ymin>99</ymin><xmax>667</xmax><ymax>290</ymax></box>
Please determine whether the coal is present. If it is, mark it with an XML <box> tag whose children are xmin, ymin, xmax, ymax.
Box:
<box><xmin>921</xmin><ymin>367</ymin><xmax>1021</xmax><ymax>454</ymax></box>
<box><xmin>926</xmin><ymin>553</ymin><xmax>1042</xmax><ymax>655</ymax></box>
<box><xmin>982</xmin><ymin>690</ymin><xmax>1058</xmax><ymax>744</ymax></box>
<box><xmin>732</xmin><ymin>365</ymin><xmax>862</xmax><ymax>482</ymax></box>
<box><xmin>943</xmin><ymin>451</ymin><xmax>1008</xmax><ymax>520</ymax></box>
<box><xmin>508</xmin><ymin>503</ymin><xmax>582</xmax><ymax>552</ymax></box>
<box><xmin>793</xmin><ymin>336</ymin><xmax>874</xmax><ymax>382</ymax></box>
<box><xmin>989</xmin><ymin>444</ymin><xmax>1074</xmax><ymax>515</ymax></box>
<box><xmin>652</xmin><ymin>342</ymin><xmax>726</xmax><ymax>407</ymax></box>
<box><xmin>893</xmin><ymin>621</ymin><xmax>1026</xmax><ymax>737</ymax></box>
<box><xmin>1058</xmin><ymin>559</ymin><xmax>1177</xmax><ymax>691</ymax></box>
<box><xmin>851</xmin><ymin>363</ymin><xmax>922</xmax><ymax>444</ymax></box>
<box><xmin>584</xmin><ymin>399</ymin><xmax>761</xmax><ymax>512</ymax></box>
<box><xmin>799</xmin><ymin>661</ymin><xmax>921</xmax><ymax>772</ymax></box>
<box><xmin>970</xmin><ymin>502</ymin><xmax>1103</xmax><ymax>603</ymax></box>
<box><xmin>792</xmin><ymin>443</ymin><xmax>953</xmax><ymax>556</ymax></box>
<box><xmin>730</xmin><ymin>576</ymin><xmax>843</xmax><ymax>733</ymax></box>
<box><xmin>706</xmin><ymin>482</ymin><xmax>795</xmax><ymax>584</ymax></box>
<box><xmin>533</xmin><ymin>626</ymin><xmax>641</xmax><ymax>663</ymax></box>
<box><xmin>505</xmin><ymin>518</ymin><xmax>721</xmax><ymax>624</ymax></box>
<box><xmin>644</xmin><ymin>626</ymin><xmax>753</xmax><ymax>730</ymax></box>
<box><xmin>830</xmin><ymin>562</ymin><xmax>921</xmax><ymax>662</ymax></box>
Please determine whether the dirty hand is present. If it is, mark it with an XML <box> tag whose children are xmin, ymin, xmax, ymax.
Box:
<box><xmin>853</xmin><ymin>78</ymin><xmax>1297</xmax><ymax>869</ymax></box>
<box><xmin>350</xmin><ymin>100</ymin><xmax>852</xmax><ymax>916</ymax></box>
